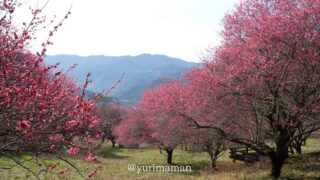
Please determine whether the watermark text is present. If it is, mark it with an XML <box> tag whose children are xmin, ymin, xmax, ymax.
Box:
<box><xmin>127</xmin><ymin>164</ymin><xmax>192</xmax><ymax>173</ymax></box>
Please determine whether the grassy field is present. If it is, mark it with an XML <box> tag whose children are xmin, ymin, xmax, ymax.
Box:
<box><xmin>0</xmin><ymin>139</ymin><xmax>320</xmax><ymax>179</ymax></box>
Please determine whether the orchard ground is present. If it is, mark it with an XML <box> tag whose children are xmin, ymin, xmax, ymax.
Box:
<box><xmin>0</xmin><ymin>139</ymin><xmax>319</xmax><ymax>179</ymax></box>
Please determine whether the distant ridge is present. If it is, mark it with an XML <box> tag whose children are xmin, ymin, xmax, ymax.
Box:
<box><xmin>45</xmin><ymin>54</ymin><xmax>198</xmax><ymax>104</ymax></box>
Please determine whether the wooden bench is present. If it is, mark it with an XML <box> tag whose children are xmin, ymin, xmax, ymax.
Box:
<box><xmin>229</xmin><ymin>147</ymin><xmax>260</xmax><ymax>163</ymax></box>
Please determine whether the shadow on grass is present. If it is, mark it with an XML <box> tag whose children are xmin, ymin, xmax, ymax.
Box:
<box><xmin>291</xmin><ymin>151</ymin><xmax>320</xmax><ymax>174</ymax></box>
<box><xmin>172</xmin><ymin>160</ymin><xmax>250</xmax><ymax>176</ymax></box>
<box><xmin>297</xmin><ymin>163</ymin><xmax>320</xmax><ymax>172</ymax></box>
<box><xmin>97</xmin><ymin>147</ymin><xmax>129</xmax><ymax>159</ymax></box>
<box><xmin>172</xmin><ymin>160</ymin><xmax>210</xmax><ymax>175</ymax></box>
<box><xmin>281</xmin><ymin>176</ymin><xmax>306</xmax><ymax>180</ymax></box>
<box><xmin>0</xmin><ymin>151</ymin><xmax>33</xmax><ymax>160</ymax></box>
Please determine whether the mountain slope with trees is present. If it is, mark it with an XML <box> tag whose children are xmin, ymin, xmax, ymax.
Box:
<box><xmin>45</xmin><ymin>54</ymin><xmax>198</xmax><ymax>103</ymax></box>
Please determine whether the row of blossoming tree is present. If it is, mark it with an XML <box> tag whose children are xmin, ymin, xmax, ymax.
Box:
<box><xmin>113</xmin><ymin>0</ymin><xmax>320</xmax><ymax>178</ymax></box>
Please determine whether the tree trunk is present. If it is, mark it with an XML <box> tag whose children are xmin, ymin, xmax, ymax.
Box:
<box><xmin>270</xmin><ymin>130</ymin><xmax>290</xmax><ymax>179</ymax></box>
<box><xmin>302</xmin><ymin>139</ymin><xmax>306</xmax><ymax>146</ymax></box>
<box><xmin>289</xmin><ymin>145</ymin><xmax>295</xmax><ymax>155</ymax></box>
<box><xmin>209</xmin><ymin>152</ymin><xmax>217</xmax><ymax>169</ymax></box>
<box><xmin>206</xmin><ymin>143</ymin><xmax>223</xmax><ymax>170</ymax></box>
<box><xmin>295</xmin><ymin>143</ymin><xmax>302</xmax><ymax>154</ymax></box>
<box><xmin>211</xmin><ymin>158</ymin><xmax>217</xmax><ymax>169</ymax></box>
<box><xmin>292</xmin><ymin>140</ymin><xmax>302</xmax><ymax>155</ymax></box>
<box><xmin>184</xmin><ymin>144</ymin><xmax>188</xmax><ymax>151</ymax></box>
<box><xmin>111</xmin><ymin>140</ymin><xmax>116</xmax><ymax>147</ymax></box>
<box><xmin>101</xmin><ymin>135</ymin><xmax>107</xmax><ymax>143</ymax></box>
<box><xmin>271</xmin><ymin>157</ymin><xmax>285</xmax><ymax>179</ymax></box>
<box><xmin>166</xmin><ymin>149</ymin><xmax>173</xmax><ymax>165</ymax></box>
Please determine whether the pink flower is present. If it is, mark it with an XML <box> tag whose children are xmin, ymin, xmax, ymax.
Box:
<box><xmin>87</xmin><ymin>139</ymin><xmax>94</xmax><ymax>145</ymax></box>
<box><xmin>50</xmin><ymin>145</ymin><xmax>56</xmax><ymax>150</ymax></box>
<box><xmin>17</xmin><ymin>120</ymin><xmax>31</xmax><ymax>131</ymax></box>
<box><xmin>50</xmin><ymin>135</ymin><xmax>61</xmax><ymax>142</ymax></box>
<box><xmin>85</xmin><ymin>153</ymin><xmax>97</xmax><ymax>162</ymax></box>
<box><xmin>68</xmin><ymin>147</ymin><xmax>80</xmax><ymax>155</ymax></box>
<box><xmin>88</xmin><ymin>170</ymin><xmax>97</xmax><ymax>178</ymax></box>
<box><xmin>59</xmin><ymin>168</ymin><xmax>70</xmax><ymax>176</ymax></box>
<box><xmin>66</xmin><ymin>120</ymin><xmax>76</xmax><ymax>130</ymax></box>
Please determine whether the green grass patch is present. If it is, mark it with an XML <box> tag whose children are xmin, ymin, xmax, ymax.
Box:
<box><xmin>0</xmin><ymin>139</ymin><xmax>320</xmax><ymax>179</ymax></box>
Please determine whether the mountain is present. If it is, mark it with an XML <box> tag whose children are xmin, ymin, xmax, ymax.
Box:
<box><xmin>45</xmin><ymin>54</ymin><xmax>198</xmax><ymax>104</ymax></box>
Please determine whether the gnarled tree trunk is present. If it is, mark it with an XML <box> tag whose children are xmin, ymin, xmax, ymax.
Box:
<box><xmin>270</xmin><ymin>130</ymin><xmax>290</xmax><ymax>179</ymax></box>
<box><xmin>165</xmin><ymin>149</ymin><xmax>174</xmax><ymax>165</ymax></box>
<box><xmin>208</xmin><ymin>152</ymin><xmax>218</xmax><ymax>169</ymax></box>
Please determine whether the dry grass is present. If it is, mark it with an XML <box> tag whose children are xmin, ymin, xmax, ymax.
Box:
<box><xmin>0</xmin><ymin>139</ymin><xmax>320</xmax><ymax>179</ymax></box>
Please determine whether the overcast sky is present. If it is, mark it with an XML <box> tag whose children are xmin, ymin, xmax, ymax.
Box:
<box><xmin>22</xmin><ymin>0</ymin><xmax>239</xmax><ymax>62</ymax></box>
